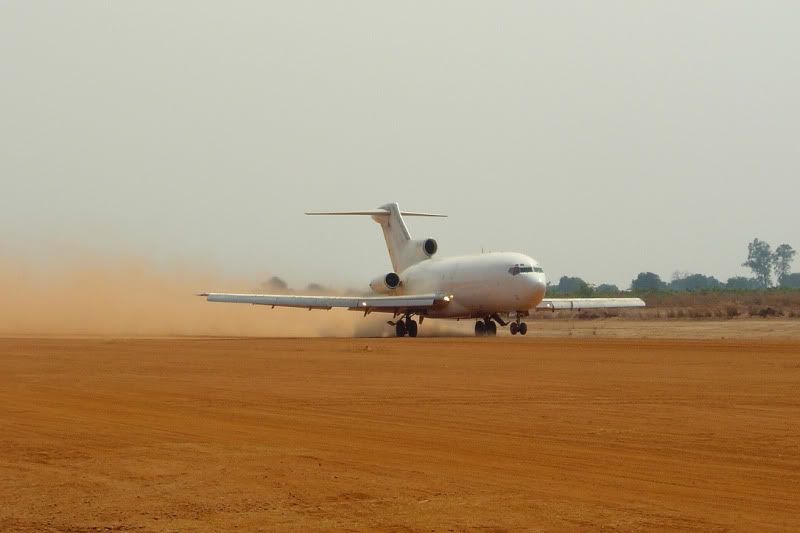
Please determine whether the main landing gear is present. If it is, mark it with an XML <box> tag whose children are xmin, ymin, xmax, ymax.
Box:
<box><xmin>474</xmin><ymin>319</ymin><xmax>497</xmax><ymax>337</ymax></box>
<box><xmin>393</xmin><ymin>315</ymin><xmax>419</xmax><ymax>337</ymax></box>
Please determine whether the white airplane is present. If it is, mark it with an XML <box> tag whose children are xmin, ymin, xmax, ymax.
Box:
<box><xmin>200</xmin><ymin>203</ymin><xmax>644</xmax><ymax>337</ymax></box>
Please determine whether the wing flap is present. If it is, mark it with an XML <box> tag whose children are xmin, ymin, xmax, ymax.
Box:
<box><xmin>537</xmin><ymin>298</ymin><xmax>646</xmax><ymax>311</ymax></box>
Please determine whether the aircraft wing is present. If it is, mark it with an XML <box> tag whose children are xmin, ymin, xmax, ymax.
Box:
<box><xmin>199</xmin><ymin>292</ymin><xmax>447</xmax><ymax>312</ymax></box>
<box><xmin>537</xmin><ymin>297</ymin><xmax>645</xmax><ymax>311</ymax></box>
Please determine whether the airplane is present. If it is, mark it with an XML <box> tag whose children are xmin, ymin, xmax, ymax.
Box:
<box><xmin>199</xmin><ymin>202</ymin><xmax>645</xmax><ymax>337</ymax></box>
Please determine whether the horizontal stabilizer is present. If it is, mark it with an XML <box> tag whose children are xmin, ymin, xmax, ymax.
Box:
<box><xmin>305</xmin><ymin>210</ymin><xmax>446</xmax><ymax>217</ymax></box>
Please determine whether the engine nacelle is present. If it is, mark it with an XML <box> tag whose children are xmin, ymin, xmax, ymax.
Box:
<box><xmin>420</xmin><ymin>238</ymin><xmax>438</xmax><ymax>257</ymax></box>
<box><xmin>369</xmin><ymin>272</ymin><xmax>401</xmax><ymax>293</ymax></box>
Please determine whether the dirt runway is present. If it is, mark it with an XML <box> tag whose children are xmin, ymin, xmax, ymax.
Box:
<box><xmin>1</xmin><ymin>337</ymin><xmax>799</xmax><ymax>531</ymax></box>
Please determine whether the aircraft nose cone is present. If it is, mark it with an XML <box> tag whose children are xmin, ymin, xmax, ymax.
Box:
<box><xmin>528</xmin><ymin>273</ymin><xmax>546</xmax><ymax>301</ymax></box>
<box><xmin>518</xmin><ymin>273</ymin><xmax>546</xmax><ymax>308</ymax></box>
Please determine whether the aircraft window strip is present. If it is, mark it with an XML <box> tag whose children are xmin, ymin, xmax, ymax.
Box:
<box><xmin>508</xmin><ymin>265</ymin><xmax>543</xmax><ymax>275</ymax></box>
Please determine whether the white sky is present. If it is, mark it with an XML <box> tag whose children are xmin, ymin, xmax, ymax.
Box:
<box><xmin>2</xmin><ymin>1</ymin><xmax>798</xmax><ymax>289</ymax></box>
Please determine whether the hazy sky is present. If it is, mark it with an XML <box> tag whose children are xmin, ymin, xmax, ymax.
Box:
<box><xmin>2</xmin><ymin>2</ymin><xmax>798</xmax><ymax>289</ymax></box>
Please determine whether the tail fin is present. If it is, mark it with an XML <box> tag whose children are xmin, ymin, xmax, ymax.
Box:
<box><xmin>306</xmin><ymin>202</ymin><xmax>446</xmax><ymax>272</ymax></box>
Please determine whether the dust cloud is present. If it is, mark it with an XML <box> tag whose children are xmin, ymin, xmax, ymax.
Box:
<box><xmin>0</xmin><ymin>254</ymin><xmax>391</xmax><ymax>337</ymax></box>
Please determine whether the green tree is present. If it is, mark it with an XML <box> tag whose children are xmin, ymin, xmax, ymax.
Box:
<box><xmin>595</xmin><ymin>283</ymin><xmax>620</xmax><ymax>294</ymax></box>
<box><xmin>669</xmin><ymin>273</ymin><xmax>723</xmax><ymax>291</ymax></box>
<box><xmin>742</xmin><ymin>238</ymin><xmax>774</xmax><ymax>287</ymax></box>
<box><xmin>556</xmin><ymin>276</ymin><xmax>593</xmax><ymax>296</ymax></box>
<box><xmin>726</xmin><ymin>276</ymin><xmax>760</xmax><ymax>290</ymax></box>
<box><xmin>780</xmin><ymin>273</ymin><xmax>800</xmax><ymax>288</ymax></box>
<box><xmin>773</xmin><ymin>244</ymin><xmax>796</xmax><ymax>284</ymax></box>
<box><xmin>631</xmin><ymin>272</ymin><xmax>666</xmax><ymax>290</ymax></box>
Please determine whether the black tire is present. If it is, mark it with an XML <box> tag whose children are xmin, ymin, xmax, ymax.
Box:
<box><xmin>474</xmin><ymin>320</ymin><xmax>486</xmax><ymax>336</ymax></box>
<box><xmin>395</xmin><ymin>320</ymin><xmax>407</xmax><ymax>337</ymax></box>
<box><xmin>486</xmin><ymin>320</ymin><xmax>497</xmax><ymax>336</ymax></box>
<box><xmin>510</xmin><ymin>322</ymin><xmax>518</xmax><ymax>335</ymax></box>
<box><xmin>519</xmin><ymin>322</ymin><xmax>528</xmax><ymax>335</ymax></box>
<box><xmin>406</xmin><ymin>319</ymin><xmax>418</xmax><ymax>338</ymax></box>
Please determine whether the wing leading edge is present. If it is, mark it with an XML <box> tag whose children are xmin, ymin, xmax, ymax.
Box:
<box><xmin>199</xmin><ymin>292</ymin><xmax>446</xmax><ymax>312</ymax></box>
<box><xmin>537</xmin><ymin>297</ymin><xmax>645</xmax><ymax>311</ymax></box>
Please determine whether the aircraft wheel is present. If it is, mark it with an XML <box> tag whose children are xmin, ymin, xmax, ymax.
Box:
<box><xmin>406</xmin><ymin>319</ymin><xmax>418</xmax><ymax>338</ymax></box>
<box><xmin>474</xmin><ymin>320</ymin><xmax>486</xmax><ymax>336</ymax></box>
<box><xmin>395</xmin><ymin>320</ymin><xmax>407</xmax><ymax>337</ymax></box>
<box><xmin>486</xmin><ymin>320</ymin><xmax>497</xmax><ymax>336</ymax></box>
<box><xmin>519</xmin><ymin>322</ymin><xmax>528</xmax><ymax>335</ymax></box>
<box><xmin>510</xmin><ymin>322</ymin><xmax>518</xmax><ymax>335</ymax></box>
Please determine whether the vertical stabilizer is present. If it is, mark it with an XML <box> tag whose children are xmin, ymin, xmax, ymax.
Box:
<box><xmin>372</xmin><ymin>203</ymin><xmax>412</xmax><ymax>272</ymax></box>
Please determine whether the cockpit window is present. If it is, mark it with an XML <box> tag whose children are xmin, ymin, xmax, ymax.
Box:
<box><xmin>508</xmin><ymin>264</ymin><xmax>540</xmax><ymax>275</ymax></box>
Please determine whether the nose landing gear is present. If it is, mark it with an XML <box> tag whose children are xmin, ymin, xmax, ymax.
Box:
<box><xmin>510</xmin><ymin>320</ymin><xmax>528</xmax><ymax>336</ymax></box>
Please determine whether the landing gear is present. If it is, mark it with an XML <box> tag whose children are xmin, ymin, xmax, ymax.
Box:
<box><xmin>394</xmin><ymin>316</ymin><xmax>418</xmax><ymax>337</ymax></box>
<box><xmin>406</xmin><ymin>318</ymin><xmax>418</xmax><ymax>337</ymax></box>
<box><xmin>510</xmin><ymin>321</ymin><xmax>528</xmax><ymax>336</ymax></box>
<box><xmin>475</xmin><ymin>319</ymin><xmax>497</xmax><ymax>337</ymax></box>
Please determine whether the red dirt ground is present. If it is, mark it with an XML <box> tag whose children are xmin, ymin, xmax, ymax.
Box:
<box><xmin>1</xmin><ymin>336</ymin><xmax>799</xmax><ymax>531</ymax></box>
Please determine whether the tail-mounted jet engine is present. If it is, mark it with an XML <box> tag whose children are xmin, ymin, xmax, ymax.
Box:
<box><xmin>369</xmin><ymin>272</ymin><xmax>401</xmax><ymax>293</ymax></box>
<box><xmin>398</xmin><ymin>237</ymin><xmax>438</xmax><ymax>267</ymax></box>
<box><xmin>421</xmin><ymin>238</ymin><xmax>438</xmax><ymax>257</ymax></box>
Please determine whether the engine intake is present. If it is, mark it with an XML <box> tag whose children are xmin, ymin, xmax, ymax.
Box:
<box><xmin>369</xmin><ymin>272</ymin><xmax>401</xmax><ymax>293</ymax></box>
<box><xmin>423</xmin><ymin>238</ymin><xmax>438</xmax><ymax>257</ymax></box>
<box><xmin>385</xmin><ymin>272</ymin><xmax>400</xmax><ymax>288</ymax></box>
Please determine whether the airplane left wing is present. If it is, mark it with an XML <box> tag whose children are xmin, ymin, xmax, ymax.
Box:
<box><xmin>199</xmin><ymin>292</ymin><xmax>448</xmax><ymax>313</ymax></box>
<box><xmin>537</xmin><ymin>297</ymin><xmax>645</xmax><ymax>311</ymax></box>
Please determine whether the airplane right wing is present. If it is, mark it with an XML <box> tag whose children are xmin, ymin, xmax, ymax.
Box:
<box><xmin>537</xmin><ymin>297</ymin><xmax>645</xmax><ymax>311</ymax></box>
<box><xmin>199</xmin><ymin>292</ymin><xmax>450</xmax><ymax>314</ymax></box>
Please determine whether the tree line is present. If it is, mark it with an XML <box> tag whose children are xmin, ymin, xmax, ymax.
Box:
<box><xmin>550</xmin><ymin>238</ymin><xmax>798</xmax><ymax>294</ymax></box>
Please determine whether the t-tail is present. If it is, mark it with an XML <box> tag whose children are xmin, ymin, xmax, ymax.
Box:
<box><xmin>305</xmin><ymin>202</ymin><xmax>446</xmax><ymax>273</ymax></box>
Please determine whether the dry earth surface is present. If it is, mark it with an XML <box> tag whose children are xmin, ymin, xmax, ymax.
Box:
<box><xmin>1</xmin><ymin>331</ymin><xmax>799</xmax><ymax>531</ymax></box>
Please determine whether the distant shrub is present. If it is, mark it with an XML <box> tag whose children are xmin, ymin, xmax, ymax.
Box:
<box><xmin>595</xmin><ymin>283</ymin><xmax>620</xmax><ymax>294</ymax></box>
<box><xmin>780</xmin><ymin>273</ymin><xmax>800</xmax><ymax>288</ymax></box>
<box><xmin>726</xmin><ymin>306</ymin><xmax>740</xmax><ymax>318</ymax></box>
<box><xmin>726</xmin><ymin>276</ymin><xmax>761</xmax><ymax>290</ymax></box>
<box><xmin>670</xmin><ymin>273</ymin><xmax>724</xmax><ymax>291</ymax></box>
